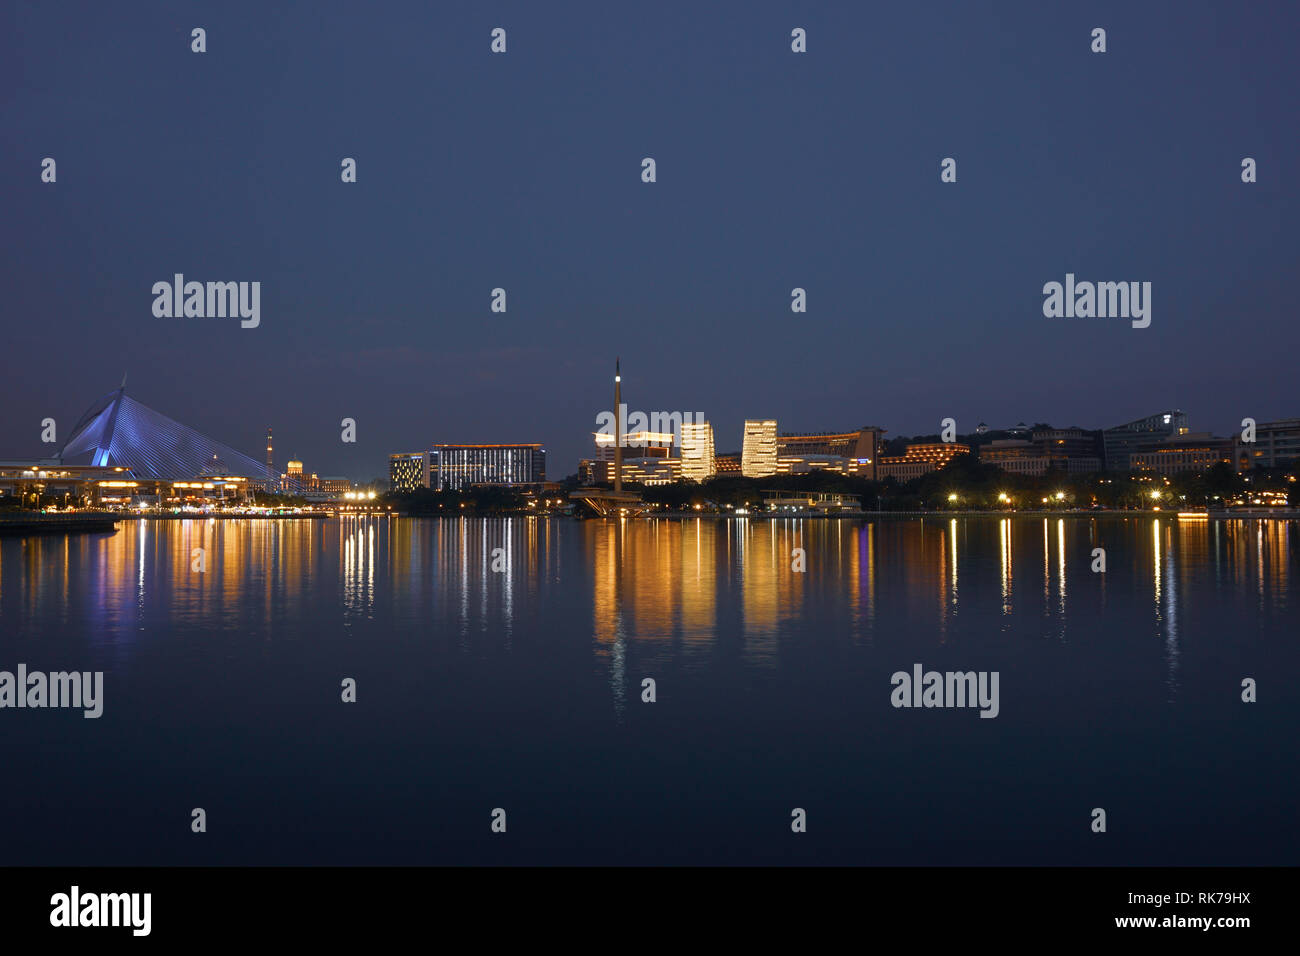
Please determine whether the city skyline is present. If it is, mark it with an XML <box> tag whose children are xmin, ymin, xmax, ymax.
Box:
<box><xmin>16</xmin><ymin>373</ymin><xmax>1297</xmax><ymax>486</ymax></box>
<box><xmin>3</xmin><ymin>2</ymin><xmax>1297</xmax><ymax>479</ymax></box>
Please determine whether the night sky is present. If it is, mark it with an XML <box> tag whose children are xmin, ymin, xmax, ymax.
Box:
<box><xmin>3</xmin><ymin>1</ymin><xmax>1296</xmax><ymax>480</ymax></box>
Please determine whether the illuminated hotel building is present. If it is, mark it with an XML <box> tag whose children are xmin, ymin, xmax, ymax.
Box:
<box><xmin>428</xmin><ymin>443</ymin><xmax>546</xmax><ymax>491</ymax></box>
<box><xmin>876</xmin><ymin>442</ymin><xmax>970</xmax><ymax>481</ymax></box>
<box><xmin>741</xmin><ymin>420</ymin><xmax>778</xmax><ymax>477</ymax></box>
<box><xmin>388</xmin><ymin>452</ymin><xmax>428</xmax><ymax>492</ymax></box>
<box><xmin>679</xmin><ymin>422</ymin><xmax>716</xmax><ymax>481</ymax></box>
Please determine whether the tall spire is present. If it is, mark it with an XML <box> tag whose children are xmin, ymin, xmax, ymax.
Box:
<box><xmin>613</xmin><ymin>358</ymin><xmax>622</xmax><ymax>493</ymax></box>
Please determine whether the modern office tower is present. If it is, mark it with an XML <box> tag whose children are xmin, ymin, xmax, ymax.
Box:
<box><xmin>428</xmin><ymin>444</ymin><xmax>546</xmax><ymax>491</ymax></box>
<box><xmin>1102</xmin><ymin>410</ymin><xmax>1189</xmax><ymax>469</ymax></box>
<box><xmin>389</xmin><ymin>452</ymin><xmax>428</xmax><ymax>492</ymax></box>
<box><xmin>875</xmin><ymin>442</ymin><xmax>971</xmax><ymax>481</ymax></box>
<box><xmin>1233</xmin><ymin>418</ymin><xmax>1300</xmax><ymax>471</ymax></box>
<box><xmin>680</xmin><ymin>421</ymin><xmax>716</xmax><ymax>481</ymax></box>
<box><xmin>742</xmin><ymin>420</ymin><xmax>778</xmax><ymax>476</ymax></box>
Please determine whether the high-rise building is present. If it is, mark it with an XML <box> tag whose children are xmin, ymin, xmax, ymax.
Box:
<box><xmin>428</xmin><ymin>444</ymin><xmax>546</xmax><ymax>491</ymax></box>
<box><xmin>741</xmin><ymin>420</ymin><xmax>778</xmax><ymax>477</ymax></box>
<box><xmin>680</xmin><ymin>422</ymin><xmax>715</xmax><ymax>481</ymax></box>
<box><xmin>389</xmin><ymin>452</ymin><xmax>428</xmax><ymax>492</ymax></box>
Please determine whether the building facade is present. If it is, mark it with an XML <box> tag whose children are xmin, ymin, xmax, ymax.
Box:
<box><xmin>428</xmin><ymin>444</ymin><xmax>546</xmax><ymax>491</ymax></box>
<box><xmin>876</xmin><ymin>442</ymin><xmax>971</xmax><ymax>481</ymax></box>
<box><xmin>1103</xmin><ymin>411</ymin><xmax>1189</xmax><ymax>470</ymax></box>
<box><xmin>1234</xmin><ymin>418</ymin><xmax>1300</xmax><ymax>471</ymax></box>
<box><xmin>1129</xmin><ymin>438</ymin><xmax>1232</xmax><ymax>475</ymax></box>
<box><xmin>679</xmin><ymin>422</ymin><xmax>716</xmax><ymax>481</ymax></box>
<box><xmin>388</xmin><ymin>452</ymin><xmax>427</xmax><ymax>492</ymax></box>
<box><xmin>741</xmin><ymin>420</ymin><xmax>778</xmax><ymax>477</ymax></box>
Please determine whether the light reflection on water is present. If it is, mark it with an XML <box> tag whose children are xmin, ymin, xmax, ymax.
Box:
<box><xmin>0</xmin><ymin>514</ymin><xmax>1295</xmax><ymax>865</ymax></box>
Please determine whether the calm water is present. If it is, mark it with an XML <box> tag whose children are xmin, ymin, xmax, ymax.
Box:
<box><xmin>1</xmin><ymin>515</ymin><xmax>1295</xmax><ymax>865</ymax></box>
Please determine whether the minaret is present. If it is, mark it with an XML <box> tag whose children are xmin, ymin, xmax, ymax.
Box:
<box><xmin>614</xmin><ymin>358</ymin><xmax>623</xmax><ymax>493</ymax></box>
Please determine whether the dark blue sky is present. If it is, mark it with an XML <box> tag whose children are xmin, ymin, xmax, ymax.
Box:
<box><xmin>3</xmin><ymin>1</ymin><xmax>1297</xmax><ymax>479</ymax></box>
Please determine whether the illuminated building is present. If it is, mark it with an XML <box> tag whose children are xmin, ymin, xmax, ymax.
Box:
<box><xmin>1103</xmin><ymin>411</ymin><xmax>1189</xmax><ymax>469</ymax></box>
<box><xmin>1129</xmin><ymin>438</ymin><xmax>1232</xmax><ymax>475</ymax></box>
<box><xmin>55</xmin><ymin>383</ymin><xmax>272</xmax><ymax>484</ymax></box>
<box><xmin>761</xmin><ymin>489</ymin><xmax>861</xmax><ymax>514</ymax></box>
<box><xmin>777</xmin><ymin>427</ymin><xmax>884</xmax><ymax>480</ymax></box>
<box><xmin>594</xmin><ymin>431</ymin><xmax>675</xmax><ymax>461</ymax></box>
<box><xmin>388</xmin><ymin>452</ymin><xmax>428</xmax><ymax>492</ymax></box>
<box><xmin>319</xmin><ymin>477</ymin><xmax>353</xmax><ymax>496</ymax></box>
<box><xmin>774</xmin><ymin>454</ymin><xmax>871</xmax><ymax>475</ymax></box>
<box><xmin>741</xmin><ymin>420</ymin><xmax>778</xmax><ymax>477</ymax></box>
<box><xmin>428</xmin><ymin>444</ymin><xmax>546</xmax><ymax>491</ymax></box>
<box><xmin>679</xmin><ymin>421</ymin><xmax>715</xmax><ymax>481</ymax></box>
<box><xmin>715</xmin><ymin>453</ymin><xmax>741</xmax><ymax>474</ymax></box>
<box><xmin>281</xmin><ymin>459</ymin><xmax>320</xmax><ymax>492</ymax></box>
<box><xmin>979</xmin><ymin>429</ymin><xmax>1101</xmax><ymax>476</ymax></box>
<box><xmin>1234</xmin><ymin>418</ymin><xmax>1300</xmax><ymax>471</ymax></box>
<box><xmin>876</xmin><ymin>442</ymin><xmax>970</xmax><ymax>481</ymax></box>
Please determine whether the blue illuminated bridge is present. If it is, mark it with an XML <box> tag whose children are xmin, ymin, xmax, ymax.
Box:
<box><xmin>57</xmin><ymin>385</ymin><xmax>284</xmax><ymax>488</ymax></box>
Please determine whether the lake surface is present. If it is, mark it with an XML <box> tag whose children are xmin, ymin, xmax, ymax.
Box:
<box><xmin>1</xmin><ymin>515</ymin><xmax>1295</xmax><ymax>865</ymax></box>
